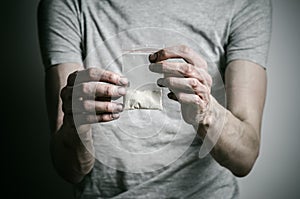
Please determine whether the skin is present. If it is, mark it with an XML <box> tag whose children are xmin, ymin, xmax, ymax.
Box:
<box><xmin>46</xmin><ymin>64</ymin><xmax>129</xmax><ymax>183</ymax></box>
<box><xmin>148</xmin><ymin>45</ymin><xmax>266</xmax><ymax>177</ymax></box>
<box><xmin>46</xmin><ymin>45</ymin><xmax>266</xmax><ymax>183</ymax></box>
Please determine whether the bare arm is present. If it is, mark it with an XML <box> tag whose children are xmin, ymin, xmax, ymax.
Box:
<box><xmin>46</xmin><ymin>63</ymin><xmax>93</xmax><ymax>183</ymax></box>
<box><xmin>46</xmin><ymin>63</ymin><xmax>128</xmax><ymax>183</ymax></box>
<box><xmin>149</xmin><ymin>45</ymin><xmax>267</xmax><ymax>177</ymax></box>
<box><xmin>209</xmin><ymin>60</ymin><xmax>266</xmax><ymax>177</ymax></box>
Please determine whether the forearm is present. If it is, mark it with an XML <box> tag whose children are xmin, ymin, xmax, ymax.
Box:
<box><xmin>148</xmin><ymin>48</ymin><xmax>265</xmax><ymax>177</ymax></box>
<box><xmin>197</xmin><ymin>97</ymin><xmax>260</xmax><ymax>177</ymax></box>
<box><xmin>50</xmin><ymin>123</ymin><xmax>95</xmax><ymax>184</ymax></box>
<box><xmin>45</xmin><ymin>64</ymin><xmax>128</xmax><ymax>183</ymax></box>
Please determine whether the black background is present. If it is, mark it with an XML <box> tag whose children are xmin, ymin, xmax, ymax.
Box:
<box><xmin>1</xmin><ymin>0</ymin><xmax>73</xmax><ymax>198</ymax></box>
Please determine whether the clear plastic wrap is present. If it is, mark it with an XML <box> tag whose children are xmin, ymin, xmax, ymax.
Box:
<box><xmin>121</xmin><ymin>45</ymin><xmax>163</xmax><ymax>110</ymax></box>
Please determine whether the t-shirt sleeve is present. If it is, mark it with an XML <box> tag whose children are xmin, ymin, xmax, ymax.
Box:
<box><xmin>226</xmin><ymin>0</ymin><xmax>272</xmax><ymax>69</ymax></box>
<box><xmin>38</xmin><ymin>0</ymin><xmax>83</xmax><ymax>71</ymax></box>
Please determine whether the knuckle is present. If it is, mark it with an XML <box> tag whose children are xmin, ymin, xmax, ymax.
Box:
<box><xmin>104</xmin><ymin>85</ymin><xmax>113</xmax><ymax>96</ymax></box>
<box><xmin>87</xmin><ymin>68</ymin><xmax>98</xmax><ymax>79</ymax></box>
<box><xmin>105</xmin><ymin>102</ymin><xmax>112</xmax><ymax>112</ymax></box>
<box><xmin>194</xmin><ymin>95</ymin><xmax>201</xmax><ymax>105</ymax></box>
<box><xmin>82</xmin><ymin>100</ymin><xmax>91</xmax><ymax>111</ymax></box>
<box><xmin>182</xmin><ymin>64</ymin><xmax>193</xmax><ymax>75</ymax></box>
<box><xmin>97</xmin><ymin>114</ymin><xmax>110</xmax><ymax>122</ymax></box>
<box><xmin>107</xmin><ymin>73</ymin><xmax>118</xmax><ymax>83</ymax></box>
<box><xmin>189</xmin><ymin>78</ymin><xmax>198</xmax><ymax>87</ymax></box>
<box><xmin>81</xmin><ymin>83</ymin><xmax>91</xmax><ymax>95</ymax></box>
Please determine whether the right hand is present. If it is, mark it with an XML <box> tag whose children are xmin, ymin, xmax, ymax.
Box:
<box><xmin>60</xmin><ymin>67</ymin><xmax>129</xmax><ymax>132</ymax></box>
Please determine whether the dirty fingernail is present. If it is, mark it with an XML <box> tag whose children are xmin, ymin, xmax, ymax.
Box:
<box><xmin>168</xmin><ymin>92</ymin><xmax>178</xmax><ymax>101</ymax></box>
<box><xmin>149</xmin><ymin>53</ymin><xmax>157</xmax><ymax>62</ymax></box>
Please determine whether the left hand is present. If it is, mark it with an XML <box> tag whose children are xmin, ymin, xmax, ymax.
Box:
<box><xmin>149</xmin><ymin>45</ymin><xmax>213</xmax><ymax>127</ymax></box>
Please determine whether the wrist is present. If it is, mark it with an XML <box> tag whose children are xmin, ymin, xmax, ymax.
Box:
<box><xmin>60</xmin><ymin>120</ymin><xmax>93</xmax><ymax>151</ymax></box>
<box><xmin>196</xmin><ymin>95</ymin><xmax>227</xmax><ymax>140</ymax></box>
<box><xmin>196</xmin><ymin>96</ymin><xmax>227</xmax><ymax>158</ymax></box>
<box><xmin>194</xmin><ymin>95</ymin><xmax>216</xmax><ymax>137</ymax></box>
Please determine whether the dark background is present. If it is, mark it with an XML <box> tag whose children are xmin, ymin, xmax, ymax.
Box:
<box><xmin>1</xmin><ymin>0</ymin><xmax>300</xmax><ymax>198</ymax></box>
<box><xmin>1</xmin><ymin>0</ymin><xmax>73</xmax><ymax>198</ymax></box>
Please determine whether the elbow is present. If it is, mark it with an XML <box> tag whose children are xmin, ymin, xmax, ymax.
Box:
<box><xmin>49</xmin><ymin>132</ymin><xmax>95</xmax><ymax>184</ymax></box>
<box><xmin>61</xmin><ymin>172</ymin><xmax>85</xmax><ymax>185</ymax></box>
<box><xmin>50</xmin><ymin>146</ymin><xmax>95</xmax><ymax>184</ymax></box>
<box><xmin>231</xmin><ymin>149</ymin><xmax>259</xmax><ymax>178</ymax></box>
<box><xmin>232</xmin><ymin>165</ymin><xmax>252</xmax><ymax>178</ymax></box>
<box><xmin>68</xmin><ymin>164</ymin><xmax>94</xmax><ymax>185</ymax></box>
<box><xmin>54</xmin><ymin>160</ymin><xmax>94</xmax><ymax>184</ymax></box>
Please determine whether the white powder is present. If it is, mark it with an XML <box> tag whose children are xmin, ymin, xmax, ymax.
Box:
<box><xmin>124</xmin><ymin>89</ymin><xmax>163</xmax><ymax>110</ymax></box>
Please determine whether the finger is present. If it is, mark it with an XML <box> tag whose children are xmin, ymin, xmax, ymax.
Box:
<box><xmin>149</xmin><ymin>62</ymin><xmax>212</xmax><ymax>87</ymax></box>
<box><xmin>73</xmin><ymin>82</ymin><xmax>127</xmax><ymax>99</ymax></box>
<box><xmin>149</xmin><ymin>45</ymin><xmax>207</xmax><ymax>69</ymax></box>
<box><xmin>64</xmin><ymin>100</ymin><xmax>124</xmax><ymax>114</ymax></box>
<box><xmin>83</xmin><ymin>101</ymin><xmax>123</xmax><ymax>113</ymax></box>
<box><xmin>67</xmin><ymin>67</ymin><xmax>129</xmax><ymax>86</ymax></box>
<box><xmin>61</xmin><ymin>86</ymin><xmax>119</xmax><ymax>102</ymax></box>
<box><xmin>157</xmin><ymin>77</ymin><xmax>210</xmax><ymax>101</ymax></box>
<box><xmin>72</xmin><ymin>113</ymin><xmax>121</xmax><ymax>124</ymax></box>
<box><xmin>174</xmin><ymin>92</ymin><xmax>208</xmax><ymax>109</ymax></box>
<box><xmin>149</xmin><ymin>62</ymin><xmax>189</xmax><ymax>77</ymax></box>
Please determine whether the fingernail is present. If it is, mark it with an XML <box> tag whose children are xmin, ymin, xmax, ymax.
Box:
<box><xmin>149</xmin><ymin>63</ymin><xmax>155</xmax><ymax>71</ymax></box>
<box><xmin>118</xmin><ymin>87</ymin><xmax>126</xmax><ymax>95</ymax></box>
<box><xmin>168</xmin><ymin>92</ymin><xmax>178</xmax><ymax>101</ymax></box>
<box><xmin>157</xmin><ymin>79</ymin><xmax>164</xmax><ymax>87</ymax></box>
<box><xmin>112</xmin><ymin>113</ymin><xmax>120</xmax><ymax>119</ymax></box>
<box><xmin>119</xmin><ymin>77</ymin><xmax>128</xmax><ymax>85</ymax></box>
<box><xmin>167</xmin><ymin>92</ymin><xmax>173</xmax><ymax>99</ymax></box>
<box><xmin>149</xmin><ymin>53</ymin><xmax>157</xmax><ymax>62</ymax></box>
<box><xmin>116</xmin><ymin>104</ymin><xmax>124</xmax><ymax>112</ymax></box>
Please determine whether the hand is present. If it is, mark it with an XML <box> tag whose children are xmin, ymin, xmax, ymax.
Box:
<box><xmin>149</xmin><ymin>45</ymin><xmax>213</xmax><ymax>127</ymax></box>
<box><xmin>60</xmin><ymin>68</ymin><xmax>129</xmax><ymax>131</ymax></box>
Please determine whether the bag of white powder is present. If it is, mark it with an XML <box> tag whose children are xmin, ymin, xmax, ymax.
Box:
<box><xmin>122</xmin><ymin>46</ymin><xmax>163</xmax><ymax>110</ymax></box>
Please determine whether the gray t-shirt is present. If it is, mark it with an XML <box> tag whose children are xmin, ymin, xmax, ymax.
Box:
<box><xmin>38</xmin><ymin>0</ymin><xmax>271</xmax><ymax>198</ymax></box>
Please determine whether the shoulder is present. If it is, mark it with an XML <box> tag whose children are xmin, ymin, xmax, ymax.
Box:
<box><xmin>38</xmin><ymin>0</ymin><xmax>81</xmax><ymax>14</ymax></box>
<box><xmin>232</xmin><ymin>0</ymin><xmax>271</xmax><ymax>11</ymax></box>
